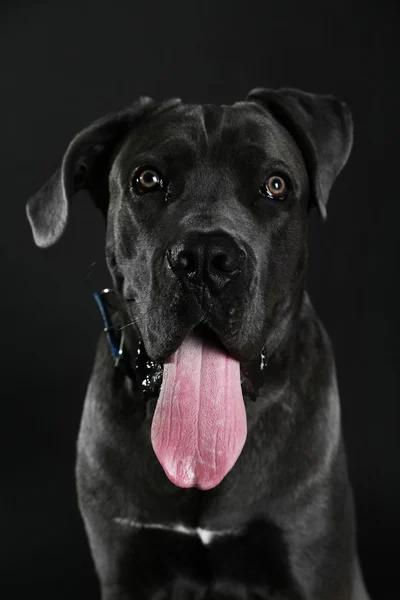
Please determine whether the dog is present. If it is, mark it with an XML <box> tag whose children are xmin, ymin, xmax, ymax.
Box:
<box><xmin>26</xmin><ymin>88</ymin><xmax>371</xmax><ymax>599</ymax></box>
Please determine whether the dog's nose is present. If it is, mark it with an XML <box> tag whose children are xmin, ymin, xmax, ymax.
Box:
<box><xmin>167</xmin><ymin>233</ymin><xmax>245</xmax><ymax>293</ymax></box>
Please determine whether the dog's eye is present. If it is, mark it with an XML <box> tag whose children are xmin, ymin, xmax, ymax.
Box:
<box><xmin>133</xmin><ymin>168</ymin><xmax>163</xmax><ymax>194</ymax></box>
<box><xmin>260</xmin><ymin>174</ymin><xmax>288</xmax><ymax>200</ymax></box>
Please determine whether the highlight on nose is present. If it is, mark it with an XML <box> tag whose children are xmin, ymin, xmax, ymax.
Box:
<box><xmin>167</xmin><ymin>232</ymin><xmax>245</xmax><ymax>293</ymax></box>
<box><xmin>174</xmin><ymin>249</ymin><xmax>197</xmax><ymax>277</ymax></box>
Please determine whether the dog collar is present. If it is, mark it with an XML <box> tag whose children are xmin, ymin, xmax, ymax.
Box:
<box><xmin>93</xmin><ymin>288</ymin><xmax>125</xmax><ymax>365</ymax></box>
<box><xmin>93</xmin><ymin>288</ymin><xmax>163</xmax><ymax>398</ymax></box>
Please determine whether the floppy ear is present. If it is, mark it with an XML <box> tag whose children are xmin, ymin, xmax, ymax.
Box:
<box><xmin>246</xmin><ymin>87</ymin><xmax>353</xmax><ymax>219</ymax></box>
<box><xmin>26</xmin><ymin>96</ymin><xmax>181</xmax><ymax>247</ymax></box>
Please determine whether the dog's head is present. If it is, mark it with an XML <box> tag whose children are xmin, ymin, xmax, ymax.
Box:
<box><xmin>26</xmin><ymin>88</ymin><xmax>352</xmax><ymax>363</ymax></box>
<box><xmin>26</xmin><ymin>88</ymin><xmax>353</xmax><ymax>489</ymax></box>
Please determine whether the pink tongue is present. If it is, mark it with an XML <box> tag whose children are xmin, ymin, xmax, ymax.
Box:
<box><xmin>151</xmin><ymin>333</ymin><xmax>247</xmax><ymax>490</ymax></box>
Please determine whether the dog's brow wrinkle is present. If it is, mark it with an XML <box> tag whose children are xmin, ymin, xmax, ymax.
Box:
<box><xmin>201</xmin><ymin>104</ymin><xmax>225</xmax><ymax>148</ymax></box>
<box><xmin>200</xmin><ymin>107</ymin><xmax>209</xmax><ymax>148</ymax></box>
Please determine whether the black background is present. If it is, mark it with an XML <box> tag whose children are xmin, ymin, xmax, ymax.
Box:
<box><xmin>1</xmin><ymin>1</ymin><xmax>399</xmax><ymax>598</ymax></box>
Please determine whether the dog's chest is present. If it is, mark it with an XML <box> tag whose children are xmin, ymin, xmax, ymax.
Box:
<box><xmin>106</xmin><ymin>448</ymin><xmax>268</xmax><ymax>547</ymax></box>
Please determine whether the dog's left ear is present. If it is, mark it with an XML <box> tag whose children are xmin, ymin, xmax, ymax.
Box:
<box><xmin>26</xmin><ymin>97</ymin><xmax>182</xmax><ymax>248</ymax></box>
<box><xmin>246</xmin><ymin>87</ymin><xmax>353</xmax><ymax>219</ymax></box>
<box><xmin>26</xmin><ymin>96</ymin><xmax>159</xmax><ymax>248</ymax></box>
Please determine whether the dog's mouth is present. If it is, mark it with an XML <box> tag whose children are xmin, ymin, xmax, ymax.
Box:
<box><xmin>135</xmin><ymin>323</ymin><xmax>266</xmax><ymax>404</ymax></box>
<box><xmin>133</xmin><ymin>322</ymin><xmax>267</xmax><ymax>491</ymax></box>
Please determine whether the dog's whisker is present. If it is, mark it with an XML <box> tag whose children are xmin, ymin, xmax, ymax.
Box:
<box><xmin>117</xmin><ymin>302</ymin><xmax>163</xmax><ymax>331</ymax></box>
<box><xmin>118</xmin><ymin>320</ymin><xmax>138</xmax><ymax>332</ymax></box>
<box><xmin>84</xmin><ymin>260</ymin><xmax>99</xmax><ymax>280</ymax></box>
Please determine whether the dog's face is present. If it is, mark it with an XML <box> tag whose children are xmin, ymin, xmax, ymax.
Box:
<box><xmin>107</xmin><ymin>102</ymin><xmax>309</xmax><ymax>362</ymax></box>
<box><xmin>26</xmin><ymin>89</ymin><xmax>352</xmax><ymax>365</ymax></box>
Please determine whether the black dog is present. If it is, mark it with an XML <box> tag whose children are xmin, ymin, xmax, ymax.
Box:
<box><xmin>26</xmin><ymin>88</ymin><xmax>371</xmax><ymax>599</ymax></box>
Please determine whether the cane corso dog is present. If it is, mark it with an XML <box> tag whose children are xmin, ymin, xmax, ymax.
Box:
<box><xmin>26</xmin><ymin>88</ymin><xmax>371</xmax><ymax>599</ymax></box>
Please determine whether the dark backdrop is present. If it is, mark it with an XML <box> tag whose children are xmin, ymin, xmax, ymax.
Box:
<box><xmin>1</xmin><ymin>1</ymin><xmax>398</xmax><ymax>598</ymax></box>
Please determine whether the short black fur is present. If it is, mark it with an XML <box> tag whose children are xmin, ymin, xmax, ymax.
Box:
<box><xmin>26</xmin><ymin>88</ymin><xmax>371</xmax><ymax>600</ymax></box>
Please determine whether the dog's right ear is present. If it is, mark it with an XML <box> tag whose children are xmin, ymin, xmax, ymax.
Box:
<box><xmin>246</xmin><ymin>87</ymin><xmax>353</xmax><ymax>220</ymax></box>
<box><xmin>26</xmin><ymin>96</ymin><xmax>180</xmax><ymax>248</ymax></box>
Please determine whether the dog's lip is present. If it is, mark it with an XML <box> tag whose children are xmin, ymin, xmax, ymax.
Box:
<box><xmin>191</xmin><ymin>323</ymin><xmax>226</xmax><ymax>351</ymax></box>
<box><xmin>122</xmin><ymin>298</ymin><xmax>253</xmax><ymax>363</ymax></box>
<box><xmin>193</xmin><ymin>320</ymin><xmax>260</xmax><ymax>360</ymax></box>
<box><xmin>189</xmin><ymin>321</ymin><xmax>246</xmax><ymax>360</ymax></box>
<box><xmin>142</xmin><ymin>320</ymin><xmax>255</xmax><ymax>365</ymax></box>
<box><xmin>122</xmin><ymin>295</ymin><xmax>247</xmax><ymax>361</ymax></box>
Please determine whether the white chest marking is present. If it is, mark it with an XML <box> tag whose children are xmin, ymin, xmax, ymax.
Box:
<box><xmin>114</xmin><ymin>517</ymin><xmax>236</xmax><ymax>545</ymax></box>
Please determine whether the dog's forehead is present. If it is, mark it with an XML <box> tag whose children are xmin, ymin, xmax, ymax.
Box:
<box><xmin>145</xmin><ymin>102</ymin><xmax>276</xmax><ymax>144</ymax></box>
<box><xmin>115</xmin><ymin>101</ymin><xmax>306</xmax><ymax>178</ymax></box>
